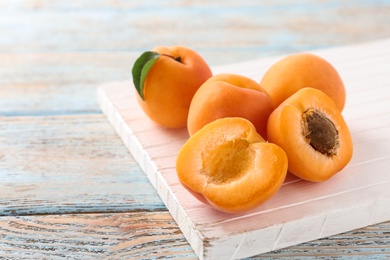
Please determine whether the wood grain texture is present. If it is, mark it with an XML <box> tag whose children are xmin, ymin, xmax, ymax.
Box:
<box><xmin>0</xmin><ymin>212</ymin><xmax>196</xmax><ymax>259</ymax></box>
<box><xmin>0</xmin><ymin>114</ymin><xmax>165</xmax><ymax>216</ymax></box>
<box><xmin>98</xmin><ymin>39</ymin><xmax>390</xmax><ymax>259</ymax></box>
<box><xmin>0</xmin><ymin>213</ymin><xmax>388</xmax><ymax>259</ymax></box>
<box><xmin>2</xmin><ymin>0</ymin><xmax>390</xmax><ymax>65</ymax></box>
<box><xmin>0</xmin><ymin>53</ymin><xmax>135</xmax><ymax>116</ymax></box>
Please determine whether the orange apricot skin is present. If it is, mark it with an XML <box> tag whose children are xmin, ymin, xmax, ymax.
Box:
<box><xmin>136</xmin><ymin>46</ymin><xmax>212</xmax><ymax>128</ymax></box>
<box><xmin>176</xmin><ymin>117</ymin><xmax>288</xmax><ymax>213</ymax></box>
<box><xmin>267</xmin><ymin>87</ymin><xmax>353</xmax><ymax>182</ymax></box>
<box><xmin>187</xmin><ymin>73</ymin><xmax>274</xmax><ymax>139</ymax></box>
<box><xmin>260</xmin><ymin>53</ymin><xmax>346</xmax><ymax>111</ymax></box>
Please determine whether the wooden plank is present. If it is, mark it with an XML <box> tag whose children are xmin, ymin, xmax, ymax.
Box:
<box><xmin>0</xmin><ymin>213</ymin><xmax>388</xmax><ymax>259</ymax></box>
<box><xmin>1</xmin><ymin>1</ymin><xmax>390</xmax><ymax>64</ymax></box>
<box><xmin>260</xmin><ymin>221</ymin><xmax>390</xmax><ymax>258</ymax></box>
<box><xmin>0</xmin><ymin>212</ymin><xmax>196</xmax><ymax>259</ymax></box>
<box><xmin>0</xmin><ymin>114</ymin><xmax>165</xmax><ymax>216</ymax></box>
<box><xmin>0</xmin><ymin>53</ymin><xmax>136</xmax><ymax>116</ymax></box>
<box><xmin>97</xmin><ymin>39</ymin><xmax>390</xmax><ymax>259</ymax></box>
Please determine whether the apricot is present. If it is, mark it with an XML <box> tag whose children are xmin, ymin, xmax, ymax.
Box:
<box><xmin>176</xmin><ymin>117</ymin><xmax>288</xmax><ymax>213</ymax></box>
<box><xmin>267</xmin><ymin>88</ymin><xmax>353</xmax><ymax>182</ymax></box>
<box><xmin>187</xmin><ymin>73</ymin><xmax>274</xmax><ymax>139</ymax></box>
<box><xmin>260</xmin><ymin>53</ymin><xmax>346</xmax><ymax>111</ymax></box>
<box><xmin>132</xmin><ymin>45</ymin><xmax>212</xmax><ymax>128</ymax></box>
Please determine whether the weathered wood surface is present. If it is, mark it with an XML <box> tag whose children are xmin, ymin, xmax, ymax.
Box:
<box><xmin>0</xmin><ymin>115</ymin><xmax>165</xmax><ymax>216</ymax></box>
<box><xmin>0</xmin><ymin>212</ymin><xmax>194</xmax><ymax>259</ymax></box>
<box><xmin>1</xmin><ymin>213</ymin><xmax>389</xmax><ymax>259</ymax></box>
<box><xmin>2</xmin><ymin>1</ymin><xmax>390</xmax><ymax>64</ymax></box>
<box><xmin>0</xmin><ymin>53</ymin><xmax>133</xmax><ymax>116</ymax></box>
<box><xmin>0</xmin><ymin>213</ymin><xmax>389</xmax><ymax>259</ymax></box>
<box><xmin>1</xmin><ymin>0</ymin><xmax>390</xmax><ymax>259</ymax></box>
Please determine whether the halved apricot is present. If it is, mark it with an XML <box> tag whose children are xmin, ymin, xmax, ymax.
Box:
<box><xmin>267</xmin><ymin>88</ymin><xmax>353</xmax><ymax>182</ymax></box>
<box><xmin>176</xmin><ymin>117</ymin><xmax>288</xmax><ymax>213</ymax></box>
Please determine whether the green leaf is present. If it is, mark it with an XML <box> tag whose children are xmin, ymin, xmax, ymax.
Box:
<box><xmin>132</xmin><ymin>51</ymin><xmax>161</xmax><ymax>100</ymax></box>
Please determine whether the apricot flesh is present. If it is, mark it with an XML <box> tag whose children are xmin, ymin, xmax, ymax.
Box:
<box><xmin>176</xmin><ymin>117</ymin><xmax>288</xmax><ymax>213</ymax></box>
<box><xmin>267</xmin><ymin>88</ymin><xmax>353</xmax><ymax>182</ymax></box>
<box><xmin>260</xmin><ymin>53</ymin><xmax>346</xmax><ymax>111</ymax></box>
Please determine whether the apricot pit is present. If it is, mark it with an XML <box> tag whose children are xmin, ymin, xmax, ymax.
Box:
<box><xmin>302</xmin><ymin>108</ymin><xmax>340</xmax><ymax>157</ymax></box>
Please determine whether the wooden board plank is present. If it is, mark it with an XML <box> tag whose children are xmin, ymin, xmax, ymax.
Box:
<box><xmin>0</xmin><ymin>212</ymin><xmax>196</xmax><ymax>259</ymax></box>
<box><xmin>0</xmin><ymin>53</ymin><xmax>136</xmax><ymax>116</ymax></box>
<box><xmin>1</xmin><ymin>213</ymin><xmax>388</xmax><ymax>259</ymax></box>
<box><xmin>2</xmin><ymin>1</ymin><xmax>390</xmax><ymax>65</ymax></box>
<box><xmin>97</xmin><ymin>39</ymin><xmax>390</xmax><ymax>259</ymax></box>
<box><xmin>0</xmin><ymin>114</ymin><xmax>165</xmax><ymax>216</ymax></box>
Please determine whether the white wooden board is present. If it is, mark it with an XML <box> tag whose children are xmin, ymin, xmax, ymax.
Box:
<box><xmin>97</xmin><ymin>39</ymin><xmax>390</xmax><ymax>259</ymax></box>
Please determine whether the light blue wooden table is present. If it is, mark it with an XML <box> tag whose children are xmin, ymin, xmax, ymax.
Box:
<box><xmin>1</xmin><ymin>1</ymin><xmax>389</xmax><ymax>258</ymax></box>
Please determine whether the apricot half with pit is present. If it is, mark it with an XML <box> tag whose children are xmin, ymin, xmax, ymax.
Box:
<box><xmin>176</xmin><ymin>117</ymin><xmax>288</xmax><ymax>213</ymax></box>
<box><xmin>267</xmin><ymin>87</ymin><xmax>353</xmax><ymax>182</ymax></box>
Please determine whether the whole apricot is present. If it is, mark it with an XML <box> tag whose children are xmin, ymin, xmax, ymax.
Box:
<box><xmin>260</xmin><ymin>53</ymin><xmax>346</xmax><ymax>111</ymax></box>
<box><xmin>176</xmin><ymin>117</ymin><xmax>288</xmax><ymax>213</ymax></box>
<box><xmin>132</xmin><ymin>45</ymin><xmax>212</xmax><ymax>128</ymax></box>
<box><xmin>267</xmin><ymin>87</ymin><xmax>353</xmax><ymax>182</ymax></box>
<box><xmin>187</xmin><ymin>73</ymin><xmax>274</xmax><ymax>139</ymax></box>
